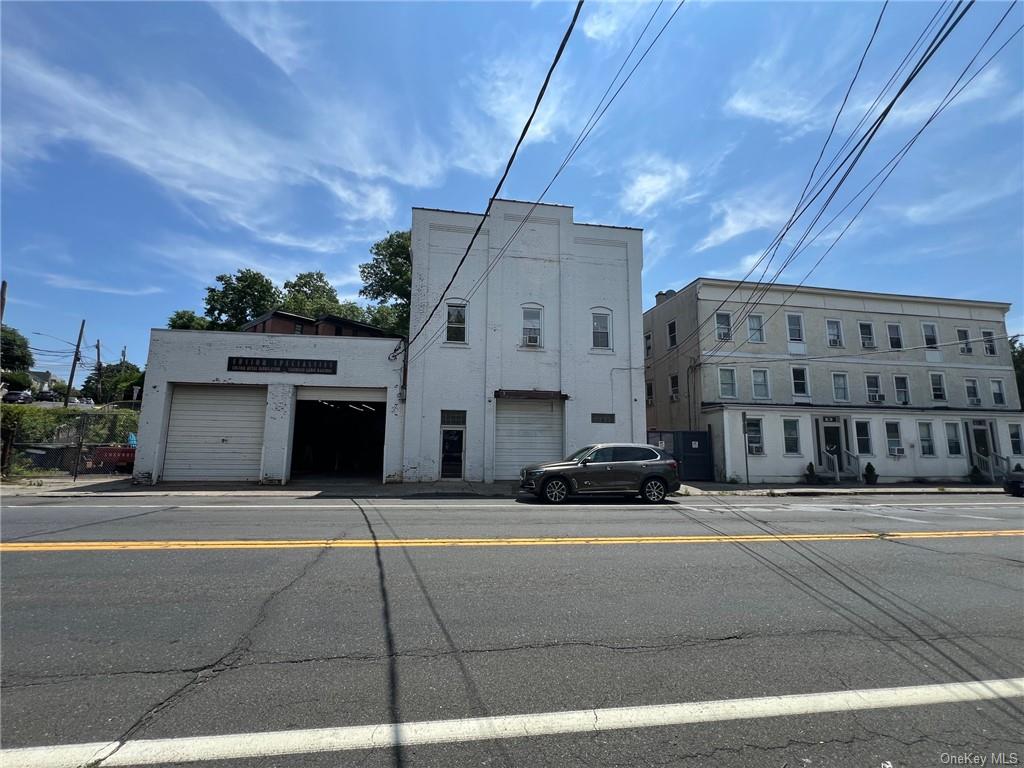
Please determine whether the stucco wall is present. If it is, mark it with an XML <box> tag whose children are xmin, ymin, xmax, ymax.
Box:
<box><xmin>403</xmin><ymin>200</ymin><xmax>646</xmax><ymax>482</ymax></box>
<box><xmin>135</xmin><ymin>329</ymin><xmax>405</xmax><ymax>484</ymax></box>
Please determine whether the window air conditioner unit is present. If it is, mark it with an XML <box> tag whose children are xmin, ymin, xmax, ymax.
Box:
<box><xmin>669</xmin><ymin>393</ymin><xmax>680</xmax><ymax>402</ymax></box>
<box><xmin>868</xmin><ymin>393</ymin><xmax>885</xmax><ymax>402</ymax></box>
<box><xmin>718</xmin><ymin>332</ymin><xmax>732</xmax><ymax>341</ymax></box>
<box><xmin>969</xmin><ymin>397</ymin><xmax>982</xmax><ymax>406</ymax></box>
<box><xmin>889</xmin><ymin>447</ymin><xmax>905</xmax><ymax>456</ymax></box>
<box><xmin>523</xmin><ymin>335</ymin><xmax>540</xmax><ymax>346</ymax></box>
<box><xmin>862</xmin><ymin>340</ymin><xmax>876</xmax><ymax>349</ymax></box>
<box><xmin>749</xmin><ymin>446</ymin><xmax>764</xmax><ymax>455</ymax></box>
<box><xmin>897</xmin><ymin>396</ymin><xmax>909</xmax><ymax>405</ymax></box>
<box><xmin>960</xmin><ymin>346</ymin><xmax>972</xmax><ymax>354</ymax></box>
<box><xmin>828</xmin><ymin>338</ymin><xmax>842</xmax><ymax>347</ymax></box>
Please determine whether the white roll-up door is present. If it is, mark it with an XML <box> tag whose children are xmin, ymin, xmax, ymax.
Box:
<box><xmin>163</xmin><ymin>385</ymin><xmax>267</xmax><ymax>481</ymax></box>
<box><xmin>494</xmin><ymin>399</ymin><xmax>564</xmax><ymax>480</ymax></box>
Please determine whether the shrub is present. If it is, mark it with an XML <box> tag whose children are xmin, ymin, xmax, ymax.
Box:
<box><xmin>968</xmin><ymin>465</ymin><xmax>985</xmax><ymax>485</ymax></box>
<box><xmin>1</xmin><ymin>371</ymin><xmax>32</xmax><ymax>390</ymax></box>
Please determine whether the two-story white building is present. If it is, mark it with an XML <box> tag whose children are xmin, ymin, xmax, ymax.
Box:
<box><xmin>401</xmin><ymin>199</ymin><xmax>647</xmax><ymax>482</ymax></box>
<box><xmin>644</xmin><ymin>278</ymin><xmax>1022</xmax><ymax>484</ymax></box>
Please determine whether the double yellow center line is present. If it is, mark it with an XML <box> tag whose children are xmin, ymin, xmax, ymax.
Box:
<box><xmin>1</xmin><ymin>529</ymin><xmax>1021</xmax><ymax>552</ymax></box>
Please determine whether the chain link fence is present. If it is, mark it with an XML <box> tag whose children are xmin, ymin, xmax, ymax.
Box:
<box><xmin>1</xmin><ymin>403</ymin><xmax>140</xmax><ymax>479</ymax></box>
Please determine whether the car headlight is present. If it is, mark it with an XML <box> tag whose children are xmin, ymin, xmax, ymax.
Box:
<box><xmin>526</xmin><ymin>469</ymin><xmax>545</xmax><ymax>477</ymax></box>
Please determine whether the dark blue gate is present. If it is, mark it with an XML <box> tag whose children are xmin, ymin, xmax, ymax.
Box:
<box><xmin>648</xmin><ymin>429</ymin><xmax>714</xmax><ymax>482</ymax></box>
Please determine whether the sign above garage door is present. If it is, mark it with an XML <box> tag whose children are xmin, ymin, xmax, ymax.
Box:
<box><xmin>227</xmin><ymin>357</ymin><xmax>337</xmax><ymax>374</ymax></box>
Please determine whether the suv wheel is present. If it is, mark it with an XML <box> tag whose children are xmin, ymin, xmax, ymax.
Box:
<box><xmin>641</xmin><ymin>477</ymin><xmax>667</xmax><ymax>503</ymax></box>
<box><xmin>542</xmin><ymin>477</ymin><xmax>569</xmax><ymax>504</ymax></box>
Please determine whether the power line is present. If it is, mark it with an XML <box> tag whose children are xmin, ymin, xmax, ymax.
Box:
<box><xmin>408</xmin><ymin>0</ymin><xmax>687</xmax><ymax>368</ymax></box>
<box><xmin>406</xmin><ymin>0</ymin><xmax>585</xmax><ymax>350</ymax></box>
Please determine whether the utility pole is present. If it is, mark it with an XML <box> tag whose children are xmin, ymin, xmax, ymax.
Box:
<box><xmin>64</xmin><ymin>320</ymin><xmax>86</xmax><ymax>408</ymax></box>
<box><xmin>120</xmin><ymin>346</ymin><xmax>127</xmax><ymax>364</ymax></box>
<box><xmin>95</xmin><ymin>340</ymin><xmax>103</xmax><ymax>403</ymax></box>
<box><xmin>1</xmin><ymin>280</ymin><xmax>7</xmax><ymax>324</ymax></box>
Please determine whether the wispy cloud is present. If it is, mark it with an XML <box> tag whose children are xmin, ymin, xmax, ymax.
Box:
<box><xmin>619</xmin><ymin>154</ymin><xmax>697</xmax><ymax>216</ymax></box>
<box><xmin>881</xmin><ymin>65</ymin><xmax>1008</xmax><ymax>128</ymax></box>
<box><xmin>694</xmin><ymin>194</ymin><xmax>789</xmax><ymax>252</ymax></box>
<box><xmin>213</xmin><ymin>2</ymin><xmax>308</xmax><ymax>75</ymax></box>
<box><xmin>887</xmin><ymin>171</ymin><xmax>1020</xmax><ymax>226</ymax></box>
<box><xmin>40</xmin><ymin>273</ymin><xmax>164</xmax><ymax>296</ymax></box>
<box><xmin>705</xmin><ymin>251</ymin><xmax>765</xmax><ymax>280</ymax></box>
<box><xmin>582</xmin><ymin>2</ymin><xmax>640</xmax><ymax>43</ymax></box>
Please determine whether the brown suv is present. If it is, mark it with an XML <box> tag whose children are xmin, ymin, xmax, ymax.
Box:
<box><xmin>518</xmin><ymin>443</ymin><xmax>681</xmax><ymax>503</ymax></box>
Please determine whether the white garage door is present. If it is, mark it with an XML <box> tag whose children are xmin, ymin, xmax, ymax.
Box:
<box><xmin>494</xmin><ymin>399</ymin><xmax>564</xmax><ymax>480</ymax></box>
<box><xmin>163</xmin><ymin>385</ymin><xmax>267</xmax><ymax>481</ymax></box>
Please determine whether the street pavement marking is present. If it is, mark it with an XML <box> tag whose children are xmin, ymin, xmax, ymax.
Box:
<box><xmin>4</xmin><ymin>677</ymin><xmax>1023</xmax><ymax>767</ymax></box>
<box><xmin>1</xmin><ymin>529</ymin><xmax>1021</xmax><ymax>552</ymax></box>
<box><xmin>856</xmin><ymin>510</ymin><xmax>933</xmax><ymax>524</ymax></box>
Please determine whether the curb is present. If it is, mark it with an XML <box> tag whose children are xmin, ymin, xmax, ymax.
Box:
<box><xmin>673</xmin><ymin>487</ymin><xmax>1006</xmax><ymax>497</ymax></box>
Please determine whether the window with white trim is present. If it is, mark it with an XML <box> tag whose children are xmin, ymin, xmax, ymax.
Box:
<box><xmin>894</xmin><ymin>375</ymin><xmax>910</xmax><ymax>405</ymax></box>
<box><xmin>887</xmin><ymin>323</ymin><xmax>903</xmax><ymax>349</ymax></box>
<box><xmin>957</xmin><ymin>328</ymin><xmax>972</xmax><ymax>354</ymax></box>
<box><xmin>991</xmin><ymin>379</ymin><xmax>1006</xmax><ymax>406</ymax></box>
<box><xmin>719</xmin><ymin>368</ymin><xmax>737</xmax><ymax>398</ymax></box>
<box><xmin>832</xmin><ymin>372</ymin><xmax>849</xmax><ymax>402</ymax></box>
<box><xmin>922</xmin><ymin>322</ymin><xmax>939</xmax><ymax>350</ymax></box>
<box><xmin>982</xmin><ymin>330</ymin><xmax>997</xmax><ymax>356</ymax></box>
<box><xmin>885</xmin><ymin>422</ymin><xmax>902</xmax><ymax>454</ymax></box>
<box><xmin>826</xmin><ymin>319</ymin><xmax>844</xmax><ymax>348</ymax></box>
<box><xmin>669</xmin><ymin>374</ymin><xmax>680</xmax><ymax>397</ymax></box>
<box><xmin>965</xmin><ymin>378</ymin><xmax>980</xmax><ymax>404</ymax></box>
<box><xmin>783</xmin><ymin>419</ymin><xmax>800</xmax><ymax>455</ymax></box>
<box><xmin>1009</xmin><ymin>424</ymin><xmax>1023</xmax><ymax>456</ymax></box>
<box><xmin>859</xmin><ymin>322</ymin><xmax>876</xmax><ymax>348</ymax></box>
<box><xmin>747</xmin><ymin>314</ymin><xmax>765</xmax><ymax>343</ymax></box>
<box><xmin>865</xmin><ymin>374</ymin><xmax>882</xmax><ymax>401</ymax></box>
<box><xmin>855</xmin><ymin>421</ymin><xmax>872</xmax><ymax>455</ymax></box>
<box><xmin>918</xmin><ymin>422</ymin><xmax>935</xmax><ymax>457</ymax></box>
<box><xmin>751</xmin><ymin>369</ymin><xmax>770</xmax><ymax>399</ymax></box>
<box><xmin>745</xmin><ymin>418</ymin><xmax>764</xmax><ymax>455</ymax></box>
<box><xmin>715</xmin><ymin>312</ymin><xmax>732</xmax><ymax>342</ymax></box>
<box><xmin>446</xmin><ymin>302</ymin><xmax>467</xmax><ymax>342</ymax></box>
<box><xmin>521</xmin><ymin>306</ymin><xmax>542</xmax><ymax>347</ymax></box>
<box><xmin>930</xmin><ymin>372</ymin><xmax>946</xmax><ymax>401</ymax></box>
<box><xmin>792</xmin><ymin>367</ymin><xmax>809</xmax><ymax>396</ymax></box>
<box><xmin>666</xmin><ymin>320</ymin><xmax>677</xmax><ymax>348</ymax></box>
<box><xmin>786</xmin><ymin>313</ymin><xmax>804</xmax><ymax>342</ymax></box>
<box><xmin>945</xmin><ymin>423</ymin><xmax>962</xmax><ymax>456</ymax></box>
<box><xmin>592</xmin><ymin>312</ymin><xmax>611</xmax><ymax>349</ymax></box>
<box><xmin>644</xmin><ymin>332</ymin><xmax>652</xmax><ymax>358</ymax></box>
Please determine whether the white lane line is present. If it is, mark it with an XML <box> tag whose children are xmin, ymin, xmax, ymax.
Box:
<box><xmin>5</xmin><ymin>677</ymin><xmax>1023</xmax><ymax>768</ymax></box>
<box><xmin>856</xmin><ymin>510</ymin><xmax>934</xmax><ymax>525</ymax></box>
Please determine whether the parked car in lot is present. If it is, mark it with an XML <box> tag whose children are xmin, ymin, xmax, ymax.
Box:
<box><xmin>34</xmin><ymin>390</ymin><xmax>60</xmax><ymax>402</ymax></box>
<box><xmin>2</xmin><ymin>390</ymin><xmax>34</xmax><ymax>404</ymax></box>
<box><xmin>519</xmin><ymin>443</ymin><xmax>681</xmax><ymax>503</ymax></box>
<box><xmin>80</xmin><ymin>397</ymin><xmax>95</xmax><ymax>405</ymax></box>
<box><xmin>1004</xmin><ymin>467</ymin><xmax>1024</xmax><ymax>497</ymax></box>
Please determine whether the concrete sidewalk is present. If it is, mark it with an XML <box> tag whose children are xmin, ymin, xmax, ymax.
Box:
<box><xmin>0</xmin><ymin>475</ymin><xmax>1008</xmax><ymax>499</ymax></box>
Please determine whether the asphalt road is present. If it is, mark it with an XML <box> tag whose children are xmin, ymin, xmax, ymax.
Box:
<box><xmin>2</xmin><ymin>493</ymin><xmax>1022</xmax><ymax>767</ymax></box>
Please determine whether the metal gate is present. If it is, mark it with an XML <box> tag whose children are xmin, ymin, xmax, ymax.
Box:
<box><xmin>647</xmin><ymin>429</ymin><xmax>713</xmax><ymax>481</ymax></box>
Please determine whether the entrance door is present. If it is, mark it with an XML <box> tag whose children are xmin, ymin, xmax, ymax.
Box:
<box><xmin>972</xmin><ymin>426</ymin><xmax>990</xmax><ymax>458</ymax></box>
<box><xmin>823</xmin><ymin>425</ymin><xmax>843</xmax><ymax>471</ymax></box>
<box><xmin>440</xmin><ymin>429</ymin><xmax>465</xmax><ymax>479</ymax></box>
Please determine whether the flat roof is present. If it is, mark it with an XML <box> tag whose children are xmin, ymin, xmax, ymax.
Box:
<box><xmin>657</xmin><ymin>277</ymin><xmax>1012</xmax><ymax>310</ymax></box>
<box><xmin>413</xmin><ymin>199</ymin><xmax>642</xmax><ymax>231</ymax></box>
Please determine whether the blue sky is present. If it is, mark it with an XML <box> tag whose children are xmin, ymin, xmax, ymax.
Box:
<box><xmin>2</xmin><ymin>1</ymin><xmax>1022</xmax><ymax>380</ymax></box>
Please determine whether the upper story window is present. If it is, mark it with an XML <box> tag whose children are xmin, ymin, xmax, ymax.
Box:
<box><xmin>965</xmin><ymin>378</ymin><xmax>980</xmax><ymax>403</ymax></box>
<box><xmin>866</xmin><ymin>374</ymin><xmax>883</xmax><ymax>402</ymax></box>
<box><xmin>826</xmin><ymin>319</ymin><xmax>844</xmax><ymax>348</ymax></box>
<box><xmin>751</xmin><ymin>369</ymin><xmax>770</xmax><ymax>399</ymax></box>
<box><xmin>669</xmin><ymin>374</ymin><xmax>680</xmax><ymax>397</ymax></box>
<box><xmin>922</xmin><ymin>322</ymin><xmax>939</xmax><ymax>350</ymax></box>
<box><xmin>982</xmin><ymin>330</ymin><xmax>997</xmax><ymax>356</ymax></box>
<box><xmin>859</xmin><ymin>322</ymin><xmax>876</xmax><ymax>349</ymax></box>
<box><xmin>719</xmin><ymin>368</ymin><xmax>737</xmax><ymax>398</ymax></box>
<box><xmin>521</xmin><ymin>306</ymin><xmax>542</xmax><ymax>347</ymax></box>
<box><xmin>832</xmin><ymin>372</ymin><xmax>849</xmax><ymax>402</ymax></box>
<box><xmin>446</xmin><ymin>302</ymin><xmax>467</xmax><ymax>343</ymax></box>
<box><xmin>957</xmin><ymin>328</ymin><xmax>973</xmax><ymax>354</ymax></box>
<box><xmin>666</xmin><ymin>320</ymin><xmax>678</xmax><ymax>348</ymax></box>
<box><xmin>715</xmin><ymin>312</ymin><xmax>732</xmax><ymax>341</ymax></box>
<box><xmin>592</xmin><ymin>311</ymin><xmax>611</xmax><ymax>349</ymax></box>
<box><xmin>747</xmin><ymin>314</ymin><xmax>765</xmax><ymax>343</ymax></box>
<box><xmin>792</xmin><ymin>367</ymin><xmax>809</xmax><ymax>396</ymax></box>
<box><xmin>645</xmin><ymin>381</ymin><xmax>654</xmax><ymax>403</ymax></box>
<box><xmin>930</xmin><ymin>372</ymin><xmax>946</xmax><ymax>401</ymax></box>
<box><xmin>991</xmin><ymin>379</ymin><xmax>1006</xmax><ymax>406</ymax></box>
<box><xmin>644</xmin><ymin>332</ymin><xmax>653</xmax><ymax>358</ymax></box>
<box><xmin>894</xmin><ymin>374</ymin><xmax>910</xmax><ymax>405</ymax></box>
<box><xmin>887</xmin><ymin>323</ymin><xmax>903</xmax><ymax>350</ymax></box>
<box><xmin>786</xmin><ymin>313</ymin><xmax>804</xmax><ymax>342</ymax></box>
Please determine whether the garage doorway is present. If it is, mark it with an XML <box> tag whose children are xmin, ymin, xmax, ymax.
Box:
<box><xmin>290</xmin><ymin>400</ymin><xmax>385</xmax><ymax>479</ymax></box>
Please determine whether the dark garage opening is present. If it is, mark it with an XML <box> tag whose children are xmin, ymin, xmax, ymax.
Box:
<box><xmin>291</xmin><ymin>400</ymin><xmax>385</xmax><ymax>479</ymax></box>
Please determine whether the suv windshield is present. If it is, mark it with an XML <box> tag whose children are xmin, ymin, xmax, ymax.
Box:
<box><xmin>564</xmin><ymin>446</ymin><xmax>596</xmax><ymax>462</ymax></box>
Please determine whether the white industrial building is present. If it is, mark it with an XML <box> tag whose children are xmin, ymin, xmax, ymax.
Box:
<box><xmin>133</xmin><ymin>199</ymin><xmax>647</xmax><ymax>485</ymax></box>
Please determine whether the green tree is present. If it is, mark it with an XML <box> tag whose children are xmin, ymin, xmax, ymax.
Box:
<box><xmin>359</xmin><ymin>230</ymin><xmax>411</xmax><ymax>336</ymax></box>
<box><xmin>365</xmin><ymin>303</ymin><xmax>404</xmax><ymax>336</ymax></box>
<box><xmin>1</xmin><ymin>370</ymin><xmax>32</xmax><ymax>390</ymax></box>
<box><xmin>204</xmin><ymin>269</ymin><xmax>283</xmax><ymax>330</ymax></box>
<box><xmin>1</xmin><ymin>325</ymin><xmax>34</xmax><ymax>370</ymax></box>
<box><xmin>167</xmin><ymin>310</ymin><xmax>209</xmax><ymax>330</ymax></box>
<box><xmin>80</xmin><ymin>361</ymin><xmax>142</xmax><ymax>404</ymax></box>
<box><xmin>1011</xmin><ymin>335</ymin><xmax>1024</xmax><ymax>408</ymax></box>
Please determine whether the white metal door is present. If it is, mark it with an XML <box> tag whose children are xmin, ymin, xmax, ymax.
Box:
<box><xmin>494</xmin><ymin>399</ymin><xmax>564</xmax><ymax>480</ymax></box>
<box><xmin>163</xmin><ymin>385</ymin><xmax>267</xmax><ymax>481</ymax></box>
